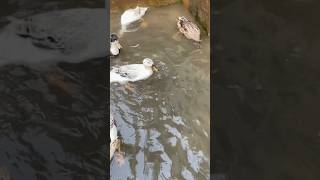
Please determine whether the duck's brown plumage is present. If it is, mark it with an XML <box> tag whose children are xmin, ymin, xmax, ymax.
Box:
<box><xmin>177</xmin><ymin>16</ymin><xmax>201</xmax><ymax>42</ymax></box>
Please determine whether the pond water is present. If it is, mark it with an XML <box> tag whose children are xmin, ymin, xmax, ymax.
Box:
<box><xmin>0</xmin><ymin>0</ymin><xmax>107</xmax><ymax>179</ymax></box>
<box><xmin>213</xmin><ymin>0</ymin><xmax>320</xmax><ymax>179</ymax></box>
<box><xmin>110</xmin><ymin>4</ymin><xmax>210</xmax><ymax>180</ymax></box>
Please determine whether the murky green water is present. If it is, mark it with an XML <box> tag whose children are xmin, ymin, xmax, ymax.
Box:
<box><xmin>110</xmin><ymin>4</ymin><xmax>210</xmax><ymax>180</ymax></box>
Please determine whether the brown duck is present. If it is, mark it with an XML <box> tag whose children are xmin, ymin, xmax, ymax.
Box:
<box><xmin>177</xmin><ymin>16</ymin><xmax>201</xmax><ymax>42</ymax></box>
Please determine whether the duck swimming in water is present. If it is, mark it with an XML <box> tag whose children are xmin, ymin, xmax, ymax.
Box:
<box><xmin>110</xmin><ymin>33</ymin><xmax>122</xmax><ymax>56</ymax></box>
<box><xmin>119</xmin><ymin>6</ymin><xmax>148</xmax><ymax>35</ymax></box>
<box><xmin>177</xmin><ymin>16</ymin><xmax>201</xmax><ymax>42</ymax></box>
<box><xmin>110</xmin><ymin>114</ymin><xmax>123</xmax><ymax>161</ymax></box>
<box><xmin>110</xmin><ymin>58</ymin><xmax>157</xmax><ymax>85</ymax></box>
<box><xmin>0</xmin><ymin>8</ymin><xmax>107</xmax><ymax>66</ymax></box>
<box><xmin>110</xmin><ymin>114</ymin><xmax>118</xmax><ymax>146</ymax></box>
<box><xmin>121</xmin><ymin>6</ymin><xmax>148</xmax><ymax>26</ymax></box>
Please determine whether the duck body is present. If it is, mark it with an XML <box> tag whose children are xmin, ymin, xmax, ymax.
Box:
<box><xmin>110</xmin><ymin>58</ymin><xmax>155</xmax><ymax>84</ymax></box>
<box><xmin>110</xmin><ymin>114</ymin><xmax>118</xmax><ymax>144</ymax></box>
<box><xmin>110</xmin><ymin>33</ymin><xmax>122</xmax><ymax>56</ymax></box>
<box><xmin>110</xmin><ymin>42</ymin><xmax>120</xmax><ymax>56</ymax></box>
<box><xmin>110</xmin><ymin>114</ymin><xmax>121</xmax><ymax>160</ymax></box>
<box><xmin>121</xmin><ymin>6</ymin><xmax>148</xmax><ymax>26</ymax></box>
<box><xmin>177</xmin><ymin>16</ymin><xmax>201</xmax><ymax>42</ymax></box>
<box><xmin>0</xmin><ymin>8</ymin><xmax>107</xmax><ymax>66</ymax></box>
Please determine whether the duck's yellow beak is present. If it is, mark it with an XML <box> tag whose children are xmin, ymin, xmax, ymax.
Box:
<box><xmin>152</xmin><ymin>65</ymin><xmax>159</xmax><ymax>72</ymax></box>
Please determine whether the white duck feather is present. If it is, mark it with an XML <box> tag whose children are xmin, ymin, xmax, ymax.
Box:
<box><xmin>110</xmin><ymin>114</ymin><xmax>118</xmax><ymax>144</ymax></box>
<box><xmin>110</xmin><ymin>34</ymin><xmax>122</xmax><ymax>56</ymax></box>
<box><xmin>110</xmin><ymin>58</ymin><xmax>155</xmax><ymax>84</ymax></box>
<box><xmin>0</xmin><ymin>8</ymin><xmax>107</xmax><ymax>66</ymax></box>
<box><xmin>121</xmin><ymin>6</ymin><xmax>148</xmax><ymax>25</ymax></box>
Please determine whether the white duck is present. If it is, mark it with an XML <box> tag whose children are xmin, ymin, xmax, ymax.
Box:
<box><xmin>110</xmin><ymin>58</ymin><xmax>157</xmax><ymax>85</ymax></box>
<box><xmin>110</xmin><ymin>114</ymin><xmax>118</xmax><ymax>145</ymax></box>
<box><xmin>0</xmin><ymin>8</ymin><xmax>107</xmax><ymax>66</ymax></box>
<box><xmin>110</xmin><ymin>114</ymin><xmax>122</xmax><ymax>160</ymax></box>
<box><xmin>110</xmin><ymin>33</ymin><xmax>122</xmax><ymax>56</ymax></box>
<box><xmin>121</xmin><ymin>6</ymin><xmax>148</xmax><ymax>26</ymax></box>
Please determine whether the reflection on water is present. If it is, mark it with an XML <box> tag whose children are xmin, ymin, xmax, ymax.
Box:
<box><xmin>0</xmin><ymin>0</ymin><xmax>106</xmax><ymax>179</ymax></box>
<box><xmin>111</xmin><ymin>4</ymin><xmax>210</xmax><ymax>180</ymax></box>
<box><xmin>0</xmin><ymin>8</ymin><xmax>106</xmax><ymax>65</ymax></box>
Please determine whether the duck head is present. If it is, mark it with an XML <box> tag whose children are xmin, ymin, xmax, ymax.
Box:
<box><xmin>143</xmin><ymin>58</ymin><xmax>158</xmax><ymax>72</ymax></box>
<box><xmin>177</xmin><ymin>16</ymin><xmax>188</xmax><ymax>23</ymax></box>
<box><xmin>110</xmin><ymin>33</ymin><xmax>122</xmax><ymax>49</ymax></box>
<box><xmin>110</xmin><ymin>33</ymin><xmax>119</xmax><ymax>43</ymax></box>
<box><xmin>135</xmin><ymin>6</ymin><xmax>148</xmax><ymax>16</ymax></box>
<box><xmin>110</xmin><ymin>114</ymin><xmax>115</xmax><ymax>128</ymax></box>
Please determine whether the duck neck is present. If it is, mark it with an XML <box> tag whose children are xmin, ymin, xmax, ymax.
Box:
<box><xmin>110</xmin><ymin>119</ymin><xmax>116</xmax><ymax>128</ymax></box>
<box><xmin>144</xmin><ymin>65</ymin><xmax>152</xmax><ymax>71</ymax></box>
<box><xmin>110</xmin><ymin>41</ymin><xmax>117</xmax><ymax>48</ymax></box>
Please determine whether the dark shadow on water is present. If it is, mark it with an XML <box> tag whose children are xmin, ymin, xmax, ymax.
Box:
<box><xmin>213</xmin><ymin>0</ymin><xmax>320</xmax><ymax>179</ymax></box>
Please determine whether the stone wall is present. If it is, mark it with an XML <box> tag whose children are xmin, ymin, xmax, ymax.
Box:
<box><xmin>182</xmin><ymin>0</ymin><xmax>210</xmax><ymax>33</ymax></box>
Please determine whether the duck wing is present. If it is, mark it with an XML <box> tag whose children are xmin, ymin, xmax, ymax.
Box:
<box><xmin>112</xmin><ymin>64</ymin><xmax>141</xmax><ymax>80</ymax></box>
<box><xmin>10</xmin><ymin>17</ymin><xmax>69</xmax><ymax>53</ymax></box>
<box><xmin>182</xmin><ymin>21</ymin><xmax>201</xmax><ymax>41</ymax></box>
<box><xmin>0</xmin><ymin>9</ymin><xmax>107</xmax><ymax>65</ymax></box>
<box><xmin>9</xmin><ymin>8</ymin><xmax>106</xmax><ymax>54</ymax></box>
<box><xmin>121</xmin><ymin>7</ymin><xmax>148</xmax><ymax>25</ymax></box>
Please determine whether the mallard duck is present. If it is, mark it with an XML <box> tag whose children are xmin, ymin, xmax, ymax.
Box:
<box><xmin>110</xmin><ymin>58</ymin><xmax>157</xmax><ymax>84</ymax></box>
<box><xmin>110</xmin><ymin>114</ymin><xmax>122</xmax><ymax>160</ymax></box>
<box><xmin>0</xmin><ymin>8</ymin><xmax>107</xmax><ymax>65</ymax></box>
<box><xmin>177</xmin><ymin>16</ymin><xmax>201</xmax><ymax>42</ymax></box>
<box><xmin>110</xmin><ymin>33</ymin><xmax>122</xmax><ymax>56</ymax></box>
<box><xmin>121</xmin><ymin>6</ymin><xmax>148</xmax><ymax>26</ymax></box>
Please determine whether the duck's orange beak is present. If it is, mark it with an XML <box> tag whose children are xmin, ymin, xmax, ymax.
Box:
<box><xmin>152</xmin><ymin>65</ymin><xmax>159</xmax><ymax>72</ymax></box>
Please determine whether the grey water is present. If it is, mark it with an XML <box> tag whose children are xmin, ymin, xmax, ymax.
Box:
<box><xmin>110</xmin><ymin>4</ymin><xmax>210</xmax><ymax>180</ymax></box>
<box><xmin>0</xmin><ymin>8</ymin><xmax>107</xmax><ymax>65</ymax></box>
<box><xmin>0</xmin><ymin>0</ymin><xmax>107</xmax><ymax>179</ymax></box>
<box><xmin>213</xmin><ymin>0</ymin><xmax>320</xmax><ymax>179</ymax></box>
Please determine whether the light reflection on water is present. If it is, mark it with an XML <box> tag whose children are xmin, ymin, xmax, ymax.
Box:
<box><xmin>110</xmin><ymin>4</ymin><xmax>210</xmax><ymax>180</ymax></box>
